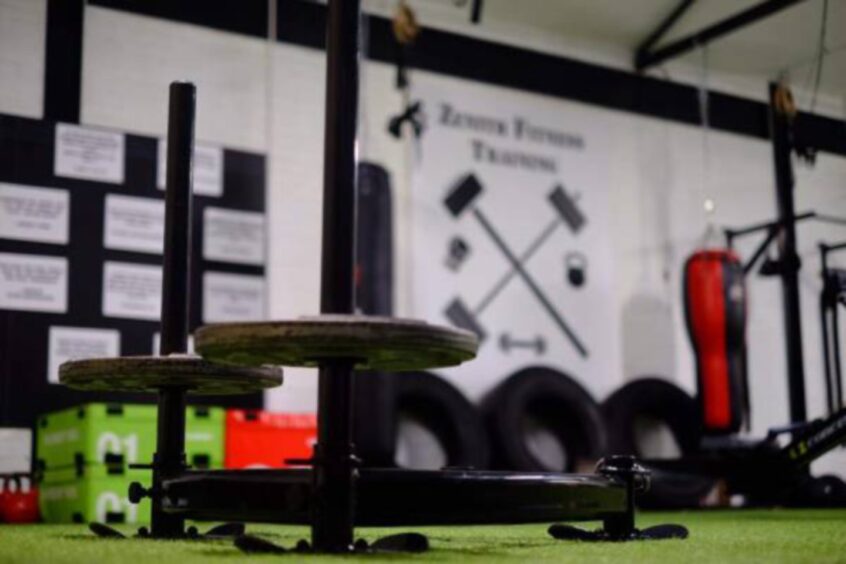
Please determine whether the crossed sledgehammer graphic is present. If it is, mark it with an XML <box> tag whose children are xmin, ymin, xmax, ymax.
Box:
<box><xmin>443</xmin><ymin>173</ymin><xmax>589</xmax><ymax>358</ymax></box>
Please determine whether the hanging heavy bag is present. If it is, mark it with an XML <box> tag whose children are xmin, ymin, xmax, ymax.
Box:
<box><xmin>683</xmin><ymin>249</ymin><xmax>749</xmax><ymax>435</ymax></box>
<box><xmin>353</xmin><ymin>162</ymin><xmax>398</xmax><ymax>467</ymax></box>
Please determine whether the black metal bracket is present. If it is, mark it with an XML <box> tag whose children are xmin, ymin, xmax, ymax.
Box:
<box><xmin>387</xmin><ymin>100</ymin><xmax>423</xmax><ymax>139</ymax></box>
<box><xmin>723</xmin><ymin>211</ymin><xmax>816</xmax><ymax>275</ymax></box>
<box><xmin>724</xmin><ymin>213</ymin><xmax>846</xmax><ymax>277</ymax></box>
<box><xmin>548</xmin><ymin>457</ymin><xmax>688</xmax><ymax>542</ymax></box>
<box><xmin>635</xmin><ymin>0</ymin><xmax>808</xmax><ymax>72</ymax></box>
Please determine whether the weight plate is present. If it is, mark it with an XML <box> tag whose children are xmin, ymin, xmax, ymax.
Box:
<box><xmin>195</xmin><ymin>315</ymin><xmax>478</xmax><ymax>371</ymax></box>
<box><xmin>162</xmin><ymin>467</ymin><xmax>626</xmax><ymax>526</ymax></box>
<box><xmin>59</xmin><ymin>355</ymin><xmax>283</xmax><ymax>395</ymax></box>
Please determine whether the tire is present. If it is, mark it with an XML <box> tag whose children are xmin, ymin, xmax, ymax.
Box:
<box><xmin>603</xmin><ymin>378</ymin><xmax>701</xmax><ymax>457</ymax></box>
<box><xmin>482</xmin><ymin>367</ymin><xmax>606</xmax><ymax>472</ymax></box>
<box><xmin>393</xmin><ymin>372</ymin><xmax>489</xmax><ymax>470</ymax></box>
<box><xmin>354</xmin><ymin>371</ymin><xmax>397</xmax><ymax>467</ymax></box>
<box><xmin>603</xmin><ymin>378</ymin><xmax>714</xmax><ymax>508</ymax></box>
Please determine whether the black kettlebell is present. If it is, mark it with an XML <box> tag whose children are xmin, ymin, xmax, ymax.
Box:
<box><xmin>565</xmin><ymin>252</ymin><xmax>587</xmax><ymax>288</ymax></box>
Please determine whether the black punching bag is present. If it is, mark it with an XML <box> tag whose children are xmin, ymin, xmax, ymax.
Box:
<box><xmin>683</xmin><ymin>249</ymin><xmax>749</xmax><ymax>435</ymax></box>
<box><xmin>353</xmin><ymin>162</ymin><xmax>396</xmax><ymax>465</ymax></box>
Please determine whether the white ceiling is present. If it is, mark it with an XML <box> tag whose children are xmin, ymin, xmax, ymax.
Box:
<box><xmin>365</xmin><ymin>0</ymin><xmax>845</xmax><ymax>113</ymax></box>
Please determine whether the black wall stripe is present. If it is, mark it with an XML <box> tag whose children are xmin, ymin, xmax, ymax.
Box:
<box><xmin>89</xmin><ymin>0</ymin><xmax>268</xmax><ymax>38</ymax></box>
<box><xmin>74</xmin><ymin>0</ymin><xmax>846</xmax><ymax>156</ymax></box>
<box><xmin>43</xmin><ymin>0</ymin><xmax>84</xmax><ymax>122</ymax></box>
<box><xmin>278</xmin><ymin>1</ymin><xmax>845</xmax><ymax>157</ymax></box>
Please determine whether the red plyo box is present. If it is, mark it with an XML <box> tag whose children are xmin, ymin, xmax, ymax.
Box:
<box><xmin>225</xmin><ymin>410</ymin><xmax>317</xmax><ymax>469</ymax></box>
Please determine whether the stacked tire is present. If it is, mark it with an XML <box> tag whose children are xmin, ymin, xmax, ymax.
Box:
<box><xmin>360</xmin><ymin>365</ymin><xmax>711</xmax><ymax>509</ymax></box>
<box><xmin>602</xmin><ymin>378</ymin><xmax>714</xmax><ymax>508</ymax></box>
<box><xmin>392</xmin><ymin>372</ymin><xmax>489</xmax><ymax>470</ymax></box>
<box><xmin>482</xmin><ymin>367</ymin><xmax>605</xmax><ymax>473</ymax></box>
<box><xmin>385</xmin><ymin>367</ymin><xmax>607</xmax><ymax>476</ymax></box>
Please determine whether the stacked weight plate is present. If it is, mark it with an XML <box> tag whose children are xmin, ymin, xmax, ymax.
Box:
<box><xmin>159</xmin><ymin>315</ymin><xmax>687</xmax><ymax>549</ymax></box>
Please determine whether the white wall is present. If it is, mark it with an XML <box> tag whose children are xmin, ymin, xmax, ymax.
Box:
<box><xmin>0</xmin><ymin>0</ymin><xmax>46</xmax><ymax>118</ymax></box>
<box><xmin>1</xmin><ymin>3</ymin><xmax>844</xmax><ymax>474</ymax></box>
<box><xmin>81</xmin><ymin>7</ymin><xmax>268</xmax><ymax>153</ymax></box>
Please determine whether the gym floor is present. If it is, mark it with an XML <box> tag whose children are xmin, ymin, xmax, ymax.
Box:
<box><xmin>1</xmin><ymin>510</ymin><xmax>844</xmax><ymax>564</ymax></box>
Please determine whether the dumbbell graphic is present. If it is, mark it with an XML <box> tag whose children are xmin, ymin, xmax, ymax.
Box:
<box><xmin>499</xmin><ymin>333</ymin><xmax>546</xmax><ymax>355</ymax></box>
<box><xmin>443</xmin><ymin>173</ymin><xmax>588</xmax><ymax>358</ymax></box>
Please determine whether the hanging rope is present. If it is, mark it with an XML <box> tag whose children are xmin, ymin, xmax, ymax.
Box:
<box><xmin>809</xmin><ymin>0</ymin><xmax>830</xmax><ymax>114</ymax></box>
<box><xmin>696</xmin><ymin>43</ymin><xmax>719</xmax><ymax>248</ymax></box>
<box><xmin>387</xmin><ymin>1</ymin><xmax>424</xmax><ymax>139</ymax></box>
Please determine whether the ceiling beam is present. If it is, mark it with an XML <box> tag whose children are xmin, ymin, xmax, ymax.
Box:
<box><xmin>634</xmin><ymin>0</ymin><xmax>697</xmax><ymax>70</ymax></box>
<box><xmin>635</xmin><ymin>0</ymin><xmax>809</xmax><ymax>72</ymax></box>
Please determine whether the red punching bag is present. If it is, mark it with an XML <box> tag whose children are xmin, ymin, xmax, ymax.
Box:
<box><xmin>683</xmin><ymin>249</ymin><xmax>749</xmax><ymax>435</ymax></box>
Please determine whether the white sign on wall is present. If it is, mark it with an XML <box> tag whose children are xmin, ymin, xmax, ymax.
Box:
<box><xmin>203</xmin><ymin>207</ymin><xmax>265</xmax><ymax>266</ymax></box>
<box><xmin>104</xmin><ymin>194</ymin><xmax>165</xmax><ymax>254</ymax></box>
<box><xmin>102</xmin><ymin>261</ymin><xmax>162</xmax><ymax>321</ymax></box>
<box><xmin>54</xmin><ymin>123</ymin><xmax>125</xmax><ymax>184</ymax></box>
<box><xmin>0</xmin><ymin>183</ymin><xmax>69</xmax><ymax>245</ymax></box>
<box><xmin>47</xmin><ymin>326</ymin><xmax>120</xmax><ymax>384</ymax></box>
<box><xmin>202</xmin><ymin>271</ymin><xmax>265</xmax><ymax>323</ymax></box>
<box><xmin>0</xmin><ymin>252</ymin><xmax>68</xmax><ymax>313</ymax></box>
<box><xmin>410</xmin><ymin>76</ymin><xmax>619</xmax><ymax>401</ymax></box>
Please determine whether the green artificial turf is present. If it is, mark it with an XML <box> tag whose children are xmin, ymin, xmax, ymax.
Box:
<box><xmin>1</xmin><ymin>510</ymin><xmax>845</xmax><ymax>564</ymax></box>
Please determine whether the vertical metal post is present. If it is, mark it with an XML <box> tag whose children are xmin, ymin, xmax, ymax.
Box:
<box><xmin>160</xmin><ymin>81</ymin><xmax>195</xmax><ymax>358</ymax></box>
<box><xmin>820</xmin><ymin>245</ymin><xmax>835</xmax><ymax>414</ymax></box>
<box><xmin>768</xmin><ymin>82</ymin><xmax>806</xmax><ymax>423</ymax></box>
<box><xmin>831</xmin><ymin>297</ymin><xmax>844</xmax><ymax>413</ymax></box>
<box><xmin>313</xmin><ymin>0</ymin><xmax>360</xmax><ymax>553</ymax></box>
<box><xmin>151</xmin><ymin>81</ymin><xmax>195</xmax><ymax>538</ymax></box>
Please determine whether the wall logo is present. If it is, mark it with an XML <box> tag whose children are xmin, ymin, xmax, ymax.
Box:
<box><xmin>410</xmin><ymin>77</ymin><xmax>618</xmax><ymax>400</ymax></box>
<box><xmin>442</xmin><ymin>173</ymin><xmax>589</xmax><ymax>358</ymax></box>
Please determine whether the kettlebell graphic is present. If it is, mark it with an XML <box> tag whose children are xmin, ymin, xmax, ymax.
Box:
<box><xmin>565</xmin><ymin>252</ymin><xmax>587</xmax><ymax>288</ymax></box>
<box><xmin>445</xmin><ymin>236</ymin><xmax>471</xmax><ymax>271</ymax></box>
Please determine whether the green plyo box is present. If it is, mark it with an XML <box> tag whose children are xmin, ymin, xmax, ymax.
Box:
<box><xmin>39</xmin><ymin>462</ymin><xmax>149</xmax><ymax>485</ymax></box>
<box><xmin>39</xmin><ymin>465</ymin><xmax>152</xmax><ymax>525</ymax></box>
<box><xmin>37</xmin><ymin>403</ymin><xmax>224</xmax><ymax>471</ymax></box>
